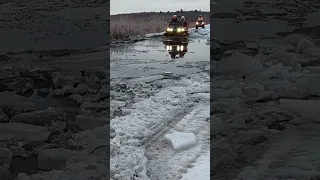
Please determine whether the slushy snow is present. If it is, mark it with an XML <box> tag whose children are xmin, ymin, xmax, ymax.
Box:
<box><xmin>180</xmin><ymin>151</ymin><xmax>210</xmax><ymax>180</ymax></box>
<box><xmin>111</xmin><ymin>73</ymin><xmax>210</xmax><ymax>180</ymax></box>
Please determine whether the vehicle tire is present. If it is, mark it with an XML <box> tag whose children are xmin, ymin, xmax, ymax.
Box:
<box><xmin>202</xmin><ymin>25</ymin><xmax>205</xmax><ymax>28</ymax></box>
<box><xmin>196</xmin><ymin>26</ymin><xmax>198</xmax><ymax>29</ymax></box>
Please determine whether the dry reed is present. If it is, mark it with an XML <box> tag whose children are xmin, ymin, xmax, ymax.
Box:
<box><xmin>110</xmin><ymin>11</ymin><xmax>209</xmax><ymax>40</ymax></box>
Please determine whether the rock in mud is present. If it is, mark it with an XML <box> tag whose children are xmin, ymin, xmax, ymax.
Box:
<box><xmin>75</xmin><ymin>115</ymin><xmax>109</xmax><ymax>130</ymax></box>
<box><xmin>0</xmin><ymin>148</ymin><xmax>13</xmax><ymax>166</ymax></box>
<box><xmin>0</xmin><ymin>108</ymin><xmax>9</xmax><ymax>122</ymax></box>
<box><xmin>10</xmin><ymin>107</ymin><xmax>66</xmax><ymax>125</ymax></box>
<box><xmin>217</xmin><ymin>52</ymin><xmax>264</xmax><ymax>77</ymax></box>
<box><xmin>0</xmin><ymin>122</ymin><xmax>50</xmax><ymax>142</ymax></box>
<box><xmin>38</xmin><ymin>148</ymin><xmax>85</xmax><ymax>170</ymax></box>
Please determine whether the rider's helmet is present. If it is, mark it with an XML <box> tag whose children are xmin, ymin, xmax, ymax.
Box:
<box><xmin>199</xmin><ymin>15</ymin><xmax>202</xmax><ymax>17</ymax></box>
<box><xmin>172</xmin><ymin>15</ymin><xmax>177</xmax><ymax>20</ymax></box>
<box><xmin>181</xmin><ymin>16</ymin><xmax>185</xmax><ymax>21</ymax></box>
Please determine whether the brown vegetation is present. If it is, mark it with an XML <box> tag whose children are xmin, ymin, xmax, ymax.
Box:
<box><xmin>110</xmin><ymin>11</ymin><xmax>210</xmax><ymax>40</ymax></box>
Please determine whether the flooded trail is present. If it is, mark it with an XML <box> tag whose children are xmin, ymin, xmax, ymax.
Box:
<box><xmin>110</xmin><ymin>26</ymin><xmax>210</xmax><ymax>79</ymax></box>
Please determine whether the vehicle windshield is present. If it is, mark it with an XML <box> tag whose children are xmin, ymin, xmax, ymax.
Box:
<box><xmin>169</xmin><ymin>22</ymin><xmax>182</xmax><ymax>28</ymax></box>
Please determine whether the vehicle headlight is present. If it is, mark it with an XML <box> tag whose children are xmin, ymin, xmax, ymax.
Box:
<box><xmin>196</xmin><ymin>22</ymin><xmax>198</xmax><ymax>25</ymax></box>
<box><xmin>202</xmin><ymin>22</ymin><xmax>204</xmax><ymax>24</ymax></box>
<box><xmin>177</xmin><ymin>28</ymin><xmax>184</xmax><ymax>32</ymax></box>
<box><xmin>166</xmin><ymin>45</ymin><xmax>172</xmax><ymax>50</ymax></box>
<box><xmin>167</xmin><ymin>28</ymin><xmax>173</xmax><ymax>31</ymax></box>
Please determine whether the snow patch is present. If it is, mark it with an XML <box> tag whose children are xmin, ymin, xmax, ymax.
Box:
<box><xmin>189</xmin><ymin>24</ymin><xmax>210</xmax><ymax>39</ymax></box>
<box><xmin>165</xmin><ymin>131</ymin><xmax>197</xmax><ymax>150</ymax></box>
<box><xmin>180</xmin><ymin>151</ymin><xmax>210</xmax><ymax>180</ymax></box>
<box><xmin>111</xmin><ymin>73</ymin><xmax>210</xmax><ymax>180</ymax></box>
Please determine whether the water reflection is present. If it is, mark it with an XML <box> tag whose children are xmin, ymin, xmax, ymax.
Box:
<box><xmin>163</xmin><ymin>38</ymin><xmax>189</xmax><ymax>59</ymax></box>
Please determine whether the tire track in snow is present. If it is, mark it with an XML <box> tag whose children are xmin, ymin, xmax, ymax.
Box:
<box><xmin>145</xmin><ymin>102</ymin><xmax>210</xmax><ymax>180</ymax></box>
<box><xmin>110</xmin><ymin>74</ymin><xmax>210</xmax><ymax>180</ymax></box>
<box><xmin>141</xmin><ymin>105</ymin><xmax>195</xmax><ymax>147</ymax></box>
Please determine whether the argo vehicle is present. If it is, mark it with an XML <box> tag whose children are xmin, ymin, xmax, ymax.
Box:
<box><xmin>164</xmin><ymin>23</ymin><xmax>189</xmax><ymax>37</ymax></box>
<box><xmin>164</xmin><ymin>17</ymin><xmax>189</xmax><ymax>37</ymax></box>
<box><xmin>195</xmin><ymin>20</ymin><xmax>205</xmax><ymax>29</ymax></box>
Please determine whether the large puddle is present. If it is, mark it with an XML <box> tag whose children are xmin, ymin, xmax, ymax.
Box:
<box><xmin>110</xmin><ymin>33</ymin><xmax>210</xmax><ymax>78</ymax></box>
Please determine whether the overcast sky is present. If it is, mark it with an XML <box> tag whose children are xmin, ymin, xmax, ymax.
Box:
<box><xmin>110</xmin><ymin>0</ymin><xmax>210</xmax><ymax>15</ymax></box>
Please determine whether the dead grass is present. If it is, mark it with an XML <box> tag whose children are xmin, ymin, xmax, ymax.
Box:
<box><xmin>110</xmin><ymin>11</ymin><xmax>210</xmax><ymax>40</ymax></box>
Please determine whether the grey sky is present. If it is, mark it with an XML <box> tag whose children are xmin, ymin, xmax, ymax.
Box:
<box><xmin>110</xmin><ymin>0</ymin><xmax>210</xmax><ymax>15</ymax></box>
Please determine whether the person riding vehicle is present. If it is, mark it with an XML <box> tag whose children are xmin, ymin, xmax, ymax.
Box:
<box><xmin>196</xmin><ymin>15</ymin><xmax>205</xmax><ymax>29</ymax></box>
<box><xmin>164</xmin><ymin>15</ymin><xmax>189</xmax><ymax>36</ymax></box>
<box><xmin>180</xmin><ymin>16</ymin><xmax>189</xmax><ymax>29</ymax></box>
<box><xmin>197</xmin><ymin>15</ymin><xmax>204</xmax><ymax>21</ymax></box>
<box><xmin>170</xmin><ymin>15</ymin><xmax>180</xmax><ymax>24</ymax></box>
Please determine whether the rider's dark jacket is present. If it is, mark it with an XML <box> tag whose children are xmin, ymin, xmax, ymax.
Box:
<box><xmin>170</xmin><ymin>19</ymin><xmax>180</xmax><ymax>24</ymax></box>
<box><xmin>182</xmin><ymin>20</ymin><xmax>189</xmax><ymax>28</ymax></box>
